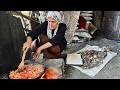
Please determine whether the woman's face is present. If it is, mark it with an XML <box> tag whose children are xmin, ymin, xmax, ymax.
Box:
<box><xmin>47</xmin><ymin>17</ymin><xmax>58</xmax><ymax>30</ymax></box>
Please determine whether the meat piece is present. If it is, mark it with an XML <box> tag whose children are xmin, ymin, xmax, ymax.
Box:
<box><xmin>80</xmin><ymin>50</ymin><xmax>107</xmax><ymax>69</ymax></box>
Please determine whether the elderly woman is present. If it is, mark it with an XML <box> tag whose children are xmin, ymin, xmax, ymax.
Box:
<box><xmin>22</xmin><ymin>11</ymin><xmax>67</xmax><ymax>61</ymax></box>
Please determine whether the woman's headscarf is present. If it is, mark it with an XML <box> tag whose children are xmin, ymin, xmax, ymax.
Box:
<box><xmin>46</xmin><ymin>11</ymin><xmax>64</xmax><ymax>39</ymax></box>
<box><xmin>46</xmin><ymin>11</ymin><xmax>63</xmax><ymax>23</ymax></box>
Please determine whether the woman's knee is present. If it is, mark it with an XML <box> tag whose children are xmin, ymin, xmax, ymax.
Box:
<box><xmin>48</xmin><ymin>46</ymin><xmax>61</xmax><ymax>54</ymax></box>
<box><xmin>40</xmin><ymin>35</ymin><xmax>49</xmax><ymax>44</ymax></box>
<box><xmin>43</xmin><ymin>49</ymin><xmax>60</xmax><ymax>59</ymax></box>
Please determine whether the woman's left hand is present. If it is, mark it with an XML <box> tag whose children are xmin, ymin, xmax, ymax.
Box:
<box><xmin>33</xmin><ymin>47</ymin><xmax>42</xmax><ymax>60</ymax></box>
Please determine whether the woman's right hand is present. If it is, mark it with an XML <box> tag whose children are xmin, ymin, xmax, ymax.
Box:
<box><xmin>22</xmin><ymin>37</ymin><xmax>32</xmax><ymax>52</ymax></box>
<box><xmin>22</xmin><ymin>42</ymin><xmax>31</xmax><ymax>52</ymax></box>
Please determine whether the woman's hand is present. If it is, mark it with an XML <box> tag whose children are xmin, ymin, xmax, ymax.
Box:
<box><xmin>23</xmin><ymin>42</ymin><xmax>31</xmax><ymax>52</ymax></box>
<box><xmin>33</xmin><ymin>42</ymin><xmax>52</xmax><ymax>60</ymax></box>
<box><xmin>23</xmin><ymin>37</ymin><xmax>32</xmax><ymax>52</ymax></box>
<box><xmin>33</xmin><ymin>47</ymin><xmax>42</xmax><ymax>60</ymax></box>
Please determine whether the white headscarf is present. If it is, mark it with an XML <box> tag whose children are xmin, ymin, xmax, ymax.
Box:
<box><xmin>46</xmin><ymin>11</ymin><xmax>63</xmax><ymax>39</ymax></box>
<box><xmin>46</xmin><ymin>11</ymin><xmax>62</xmax><ymax>23</ymax></box>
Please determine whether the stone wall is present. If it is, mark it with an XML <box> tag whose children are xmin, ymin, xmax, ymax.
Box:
<box><xmin>101</xmin><ymin>11</ymin><xmax>120</xmax><ymax>40</ymax></box>
<box><xmin>63</xmin><ymin>11</ymin><xmax>80</xmax><ymax>44</ymax></box>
